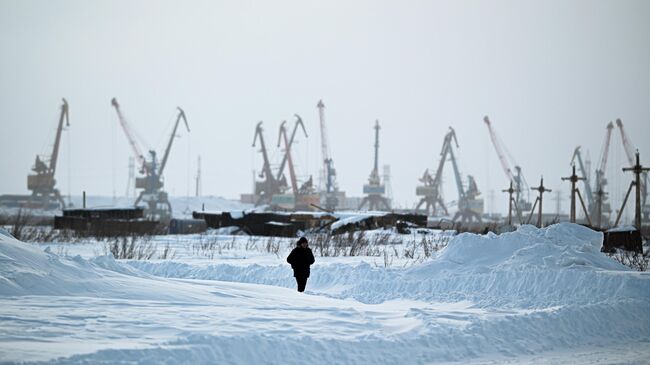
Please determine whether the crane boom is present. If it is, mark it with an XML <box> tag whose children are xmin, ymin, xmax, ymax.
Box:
<box><xmin>111</xmin><ymin>98</ymin><xmax>147</xmax><ymax>173</ymax></box>
<box><xmin>446</xmin><ymin>128</ymin><xmax>465</xmax><ymax>199</ymax></box>
<box><xmin>48</xmin><ymin>98</ymin><xmax>69</xmax><ymax>176</ymax></box>
<box><xmin>317</xmin><ymin>100</ymin><xmax>330</xmax><ymax>169</ymax></box>
<box><xmin>252</xmin><ymin>121</ymin><xmax>274</xmax><ymax>182</ymax></box>
<box><xmin>277</xmin><ymin>122</ymin><xmax>299</xmax><ymax>195</ymax></box>
<box><xmin>616</xmin><ymin>119</ymin><xmax>637</xmax><ymax>167</ymax></box>
<box><xmin>484</xmin><ymin>116</ymin><xmax>514</xmax><ymax>182</ymax></box>
<box><xmin>598</xmin><ymin>122</ymin><xmax>614</xmax><ymax>173</ymax></box>
<box><xmin>275</xmin><ymin>115</ymin><xmax>307</xmax><ymax>182</ymax></box>
<box><xmin>158</xmin><ymin>107</ymin><xmax>190</xmax><ymax>176</ymax></box>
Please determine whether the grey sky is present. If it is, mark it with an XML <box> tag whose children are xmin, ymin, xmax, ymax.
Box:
<box><xmin>1</xmin><ymin>0</ymin><xmax>649</xmax><ymax>218</ymax></box>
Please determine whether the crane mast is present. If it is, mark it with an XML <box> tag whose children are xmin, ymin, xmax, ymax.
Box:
<box><xmin>358</xmin><ymin>120</ymin><xmax>390</xmax><ymax>211</ymax></box>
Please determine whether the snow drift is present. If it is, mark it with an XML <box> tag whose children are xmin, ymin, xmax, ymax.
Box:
<box><xmin>1</xmin><ymin>223</ymin><xmax>650</xmax><ymax>364</ymax></box>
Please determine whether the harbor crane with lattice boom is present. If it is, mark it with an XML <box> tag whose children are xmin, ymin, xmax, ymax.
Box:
<box><xmin>616</xmin><ymin>119</ymin><xmax>649</xmax><ymax>222</ymax></box>
<box><xmin>415</xmin><ymin>129</ymin><xmax>457</xmax><ymax>216</ymax></box>
<box><xmin>317</xmin><ymin>100</ymin><xmax>340</xmax><ymax>210</ymax></box>
<box><xmin>570</xmin><ymin>122</ymin><xmax>614</xmax><ymax>227</ymax></box>
<box><xmin>26</xmin><ymin>98</ymin><xmax>70</xmax><ymax>210</ymax></box>
<box><xmin>358</xmin><ymin>121</ymin><xmax>391</xmax><ymax>211</ymax></box>
<box><xmin>274</xmin><ymin>116</ymin><xmax>318</xmax><ymax>210</ymax></box>
<box><xmin>415</xmin><ymin>127</ymin><xmax>483</xmax><ymax>222</ymax></box>
<box><xmin>483</xmin><ymin>116</ymin><xmax>531</xmax><ymax>222</ymax></box>
<box><xmin>252</xmin><ymin>121</ymin><xmax>287</xmax><ymax>206</ymax></box>
<box><xmin>111</xmin><ymin>98</ymin><xmax>189</xmax><ymax>222</ymax></box>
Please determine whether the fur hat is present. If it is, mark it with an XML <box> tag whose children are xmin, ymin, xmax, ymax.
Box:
<box><xmin>297</xmin><ymin>237</ymin><xmax>308</xmax><ymax>246</ymax></box>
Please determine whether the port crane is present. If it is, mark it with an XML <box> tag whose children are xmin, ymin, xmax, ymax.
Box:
<box><xmin>415</xmin><ymin>127</ymin><xmax>482</xmax><ymax>222</ymax></box>
<box><xmin>570</xmin><ymin>122</ymin><xmax>614</xmax><ymax>227</ymax></box>
<box><xmin>111</xmin><ymin>98</ymin><xmax>189</xmax><ymax>222</ymax></box>
<box><xmin>358</xmin><ymin>121</ymin><xmax>391</xmax><ymax>211</ymax></box>
<box><xmin>317</xmin><ymin>100</ymin><xmax>340</xmax><ymax>210</ymax></box>
<box><xmin>25</xmin><ymin>98</ymin><xmax>70</xmax><ymax>210</ymax></box>
<box><xmin>483</xmin><ymin>116</ymin><xmax>531</xmax><ymax>222</ymax></box>
<box><xmin>275</xmin><ymin>116</ymin><xmax>317</xmax><ymax>210</ymax></box>
<box><xmin>252</xmin><ymin>121</ymin><xmax>286</xmax><ymax>206</ymax></box>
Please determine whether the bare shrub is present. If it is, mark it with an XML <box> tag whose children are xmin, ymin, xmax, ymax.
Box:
<box><xmin>264</xmin><ymin>236</ymin><xmax>280</xmax><ymax>256</ymax></box>
<box><xmin>192</xmin><ymin>234</ymin><xmax>221</xmax><ymax>259</ymax></box>
<box><xmin>608</xmin><ymin>249</ymin><xmax>650</xmax><ymax>272</ymax></box>
<box><xmin>105</xmin><ymin>236</ymin><xmax>156</xmax><ymax>260</ymax></box>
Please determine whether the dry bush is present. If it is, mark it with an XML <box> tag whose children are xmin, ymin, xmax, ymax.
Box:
<box><xmin>608</xmin><ymin>249</ymin><xmax>650</xmax><ymax>272</ymax></box>
<box><xmin>105</xmin><ymin>236</ymin><xmax>157</xmax><ymax>260</ymax></box>
<box><xmin>192</xmin><ymin>234</ymin><xmax>222</xmax><ymax>259</ymax></box>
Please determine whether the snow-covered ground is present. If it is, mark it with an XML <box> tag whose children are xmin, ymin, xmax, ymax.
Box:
<box><xmin>1</xmin><ymin>224</ymin><xmax>649</xmax><ymax>364</ymax></box>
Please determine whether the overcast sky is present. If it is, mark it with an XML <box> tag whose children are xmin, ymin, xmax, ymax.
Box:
<box><xmin>1</xmin><ymin>0</ymin><xmax>649</xmax><ymax>218</ymax></box>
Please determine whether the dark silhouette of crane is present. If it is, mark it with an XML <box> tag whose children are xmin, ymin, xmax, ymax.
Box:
<box><xmin>26</xmin><ymin>98</ymin><xmax>70</xmax><ymax>210</ymax></box>
<box><xmin>359</xmin><ymin>121</ymin><xmax>390</xmax><ymax>211</ymax></box>
<box><xmin>252</xmin><ymin>121</ymin><xmax>287</xmax><ymax>206</ymax></box>
<box><xmin>483</xmin><ymin>116</ymin><xmax>531</xmax><ymax>222</ymax></box>
<box><xmin>275</xmin><ymin>116</ymin><xmax>317</xmax><ymax>210</ymax></box>
<box><xmin>111</xmin><ymin>98</ymin><xmax>189</xmax><ymax>222</ymax></box>
<box><xmin>317</xmin><ymin>100</ymin><xmax>340</xmax><ymax>210</ymax></box>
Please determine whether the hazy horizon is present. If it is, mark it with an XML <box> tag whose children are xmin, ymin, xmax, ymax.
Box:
<box><xmin>1</xmin><ymin>0</ymin><xmax>649</xmax><ymax>221</ymax></box>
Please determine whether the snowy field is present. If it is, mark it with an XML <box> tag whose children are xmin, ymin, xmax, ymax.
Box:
<box><xmin>1</xmin><ymin>224</ymin><xmax>649</xmax><ymax>364</ymax></box>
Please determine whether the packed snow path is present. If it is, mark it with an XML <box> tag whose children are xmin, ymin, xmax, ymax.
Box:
<box><xmin>1</xmin><ymin>224</ymin><xmax>649</xmax><ymax>364</ymax></box>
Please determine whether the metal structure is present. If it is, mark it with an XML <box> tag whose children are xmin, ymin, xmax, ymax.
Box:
<box><xmin>483</xmin><ymin>116</ymin><xmax>531</xmax><ymax>221</ymax></box>
<box><xmin>252</xmin><ymin>121</ymin><xmax>286</xmax><ymax>206</ymax></box>
<box><xmin>359</xmin><ymin>121</ymin><xmax>390</xmax><ymax>211</ymax></box>
<box><xmin>502</xmin><ymin>182</ymin><xmax>516</xmax><ymax>225</ymax></box>
<box><xmin>25</xmin><ymin>98</ymin><xmax>70</xmax><ymax>210</ymax></box>
<box><xmin>317</xmin><ymin>100</ymin><xmax>339</xmax><ymax>210</ymax></box>
<box><xmin>616</xmin><ymin>119</ymin><xmax>649</xmax><ymax>222</ymax></box>
<box><xmin>275</xmin><ymin>116</ymin><xmax>318</xmax><ymax>210</ymax></box>
<box><xmin>562</xmin><ymin>165</ymin><xmax>592</xmax><ymax>225</ymax></box>
<box><xmin>615</xmin><ymin>151</ymin><xmax>650</xmax><ymax>229</ymax></box>
<box><xmin>569</xmin><ymin>122</ymin><xmax>614</xmax><ymax>227</ymax></box>
<box><xmin>111</xmin><ymin>98</ymin><xmax>190</xmax><ymax>222</ymax></box>
<box><xmin>528</xmin><ymin>177</ymin><xmax>551</xmax><ymax>228</ymax></box>
<box><xmin>415</xmin><ymin>127</ymin><xmax>483</xmax><ymax>222</ymax></box>
<box><xmin>195</xmin><ymin>155</ymin><xmax>202</xmax><ymax>197</ymax></box>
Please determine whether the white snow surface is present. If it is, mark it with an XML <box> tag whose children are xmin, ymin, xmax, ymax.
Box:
<box><xmin>1</xmin><ymin>223</ymin><xmax>649</xmax><ymax>364</ymax></box>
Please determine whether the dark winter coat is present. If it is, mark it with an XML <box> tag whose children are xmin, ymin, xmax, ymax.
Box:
<box><xmin>286</xmin><ymin>246</ymin><xmax>315</xmax><ymax>278</ymax></box>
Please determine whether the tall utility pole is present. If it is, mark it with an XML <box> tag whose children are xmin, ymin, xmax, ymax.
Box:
<box><xmin>125</xmin><ymin>157</ymin><xmax>135</xmax><ymax>199</ymax></box>
<box><xmin>502</xmin><ymin>181</ymin><xmax>516</xmax><ymax>225</ymax></box>
<box><xmin>617</xmin><ymin>151</ymin><xmax>650</xmax><ymax>229</ymax></box>
<box><xmin>529</xmin><ymin>177</ymin><xmax>551</xmax><ymax>228</ymax></box>
<box><xmin>195</xmin><ymin>155</ymin><xmax>202</xmax><ymax>197</ymax></box>
<box><xmin>562</xmin><ymin>165</ymin><xmax>591</xmax><ymax>225</ymax></box>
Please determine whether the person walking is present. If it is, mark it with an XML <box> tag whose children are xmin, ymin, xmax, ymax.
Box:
<box><xmin>286</xmin><ymin>237</ymin><xmax>315</xmax><ymax>292</ymax></box>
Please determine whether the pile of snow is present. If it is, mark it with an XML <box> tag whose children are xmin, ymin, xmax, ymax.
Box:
<box><xmin>2</xmin><ymin>223</ymin><xmax>650</xmax><ymax>364</ymax></box>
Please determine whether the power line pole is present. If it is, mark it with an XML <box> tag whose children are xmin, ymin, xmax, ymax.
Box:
<box><xmin>529</xmin><ymin>177</ymin><xmax>551</xmax><ymax>228</ymax></box>
<box><xmin>617</xmin><ymin>151</ymin><xmax>649</xmax><ymax>229</ymax></box>
<box><xmin>561</xmin><ymin>165</ymin><xmax>591</xmax><ymax>225</ymax></box>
